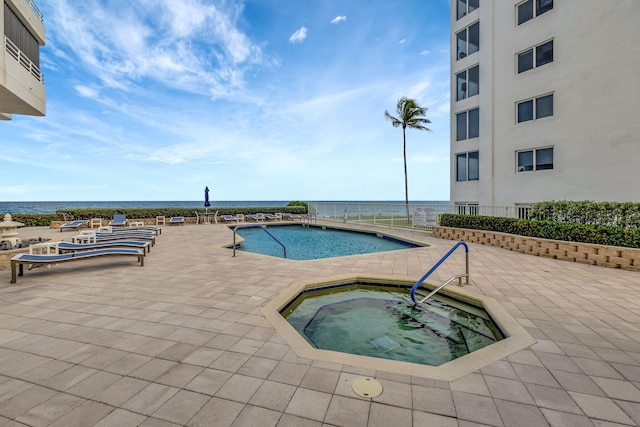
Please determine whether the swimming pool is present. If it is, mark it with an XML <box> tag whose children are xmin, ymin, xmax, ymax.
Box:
<box><xmin>233</xmin><ymin>224</ymin><xmax>421</xmax><ymax>260</ymax></box>
<box><xmin>281</xmin><ymin>282</ymin><xmax>504</xmax><ymax>366</ymax></box>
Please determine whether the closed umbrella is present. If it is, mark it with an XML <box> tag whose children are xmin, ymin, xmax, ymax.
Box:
<box><xmin>204</xmin><ymin>187</ymin><xmax>211</xmax><ymax>212</ymax></box>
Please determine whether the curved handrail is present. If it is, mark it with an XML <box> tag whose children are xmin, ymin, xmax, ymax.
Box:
<box><xmin>232</xmin><ymin>224</ymin><xmax>287</xmax><ymax>258</ymax></box>
<box><xmin>410</xmin><ymin>241</ymin><xmax>469</xmax><ymax>302</ymax></box>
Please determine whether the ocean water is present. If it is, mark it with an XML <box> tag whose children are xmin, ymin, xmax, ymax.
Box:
<box><xmin>0</xmin><ymin>201</ymin><xmax>292</xmax><ymax>214</ymax></box>
<box><xmin>0</xmin><ymin>201</ymin><xmax>450</xmax><ymax>215</ymax></box>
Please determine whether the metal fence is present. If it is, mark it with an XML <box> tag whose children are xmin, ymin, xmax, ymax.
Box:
<box><xmin>307</xmin><ymin>202</ymin><xmax>532</xmax><ymax>231</ymax></box>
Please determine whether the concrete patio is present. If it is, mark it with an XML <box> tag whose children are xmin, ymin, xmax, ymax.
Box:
<box><xmin>0</xmin><ymin>222</ymin><xmax>639</xmax><ymax>426</ymax></box>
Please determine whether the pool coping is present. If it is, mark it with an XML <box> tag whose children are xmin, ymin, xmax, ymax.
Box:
<box><xmin>261</xmin><ymin>274</ymin><xmax>536</xmax><ymax>381</ymax></box>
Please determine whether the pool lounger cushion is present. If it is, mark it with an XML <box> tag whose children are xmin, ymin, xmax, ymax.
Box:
<box><xmin>57</xmin><ymin>240</ymin><xmax>152</xmax><ymax>254</ymax></box>
<box><xmin>60</xmin><ymin>220</ymin><xmax>88</xmax><ymax>232</ymax></box>
<box><xmin>10</xmin><ymin>248</ymin><xmax>145</xmax><ymax>284</ymax></box>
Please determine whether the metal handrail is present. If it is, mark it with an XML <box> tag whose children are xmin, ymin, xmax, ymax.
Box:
<box><xmin>410</xmin><ymin>241</ymin><xmax>469</xmax><ymax>303</ymax></box>
<box><xmin>232</xmin><ymin>224</ymin><xmax>286</xmax><ymax>258</ymax></box>
<box><xmin>416</xmin><ymin>274</ymin><xmax>469</xmax><ymax>304</ymax></box>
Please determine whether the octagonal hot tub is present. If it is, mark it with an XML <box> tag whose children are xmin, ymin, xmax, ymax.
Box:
<box><xmin>262</xmin><ymin>275</ymin><xmax>535</xmax><ymax>381</ymax></box>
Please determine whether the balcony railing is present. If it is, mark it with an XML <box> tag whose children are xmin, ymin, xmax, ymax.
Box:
<box><xmin>4</xmin><ymin>36</ymin><xmax>43</xmax><ymax>83</ymax></box>
<box><xmin>26</xmin><ymin>0</ymin><xmax>44</xmax><ymax>22</ymax></box>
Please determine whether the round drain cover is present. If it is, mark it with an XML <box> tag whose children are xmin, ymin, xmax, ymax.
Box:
<box><xmin>352</xmin><ymin>377</ymin><xmax>383</xmax><ymax>398</ymax></box>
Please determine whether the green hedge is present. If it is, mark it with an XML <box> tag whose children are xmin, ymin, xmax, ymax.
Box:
<box><xmin>530</xmin><ymin>200</ymin><xmax>640</xmax><ymax>228</ymax></box>
<box><xmin>439</xmin><ymin>214</ymin><xmax>640</xmax><ymax>249</ymax></box>
<box><xmin>55</xmin><ymin>206</ymin><xmax>307</xmax><ymax>221</ymax></box>
<box><xmin>8</xmin><ymin>214</ymin><xmax>60</xmax><ymax>227</ymax></box>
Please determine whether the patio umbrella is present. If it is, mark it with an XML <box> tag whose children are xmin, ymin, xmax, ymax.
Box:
<box><xmin>204</xmin><ymin>187</ymin><xmax>211</xmax><ymax>213</ymax></box>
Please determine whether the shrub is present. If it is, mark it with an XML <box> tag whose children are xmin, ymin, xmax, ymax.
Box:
<box><xmin>530</xmin><ymin>200</ymin><xmax>640</xmax><ymax>228</ymax></box>
<box><xmin>439</xmin><ymin>214</ymin><xmax>640</xmax><ymax>249</ymax></box>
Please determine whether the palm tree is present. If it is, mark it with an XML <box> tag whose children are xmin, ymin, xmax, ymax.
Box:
<box><xmin>385</xmin><ymin>97</ymin><xmax>432</xmax><ymax>223</ymax></box>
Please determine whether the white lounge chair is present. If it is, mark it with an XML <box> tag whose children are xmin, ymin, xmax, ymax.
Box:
<box><xmin>57</xmin><ymin>240</ymin><xmax>152</xmax><ymax>254</ymax></box>
<box><xmin>60</xmin><ymin>220</ymin><xmax>88</xmax><ymax>232</ymax></box>
<box><xmin>282</xmin><ymin>213</ymin><xmax>302</xmax><ymax>221</ymax></box>
<box><xmin>169</xmin><ymin>217</ymin><xmax>185</xmax><ymax>226</ymax></box>
<box><xmin>220</xmin><ymin>215</ymin><xmax>238</xmax><ymax>223</ymax></box>
<box><xmin>108</xmin><ymin>214</ymin><xmax>128</xmax><ymax>227</ymax></box>
<box><xmin>11</xmin><ymin>248</ymin><xmax>145</xmax><ymax>283</ymax></box>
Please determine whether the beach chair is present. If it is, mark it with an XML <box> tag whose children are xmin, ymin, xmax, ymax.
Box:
<box><xmin>73</xmin><ymin>232</ymin><xmax>156</xmax><ymax>246</ymax></box>
<box><xmin>220</xmin><ymin>215</ymin><xmax>238</xmax><ymax>223</ymax></box>
<box><xmin>108</xmin><ymin>214</ymin><xmax>127</xmax><ymax>227</ymax></box>
<box><xmin>57</xmin><ymin>240</ymin><xmax>152</xmax><ymax>254</ymax></box>
<box><xmin>10</xmin><ymin>248</ymin><xmax>145</xmax><ymax>283</ymax></box>
<box><xmin>246</xmin><ymin>214</ymin><xmax>265</xmax><ymax>222</ymax></box>
<box><xmin>169</xmin><ymin>216</ymin><xmax>184</xmax><ymax>226</ymax></box>
<box><xmin>59</xmin><ymin>220</ymin><xmax>88</xmax><ymax>232</ymax></box>
<box><xmin>282</xmin><ymin>213</ymin><xmax>302</xmax><ymax>221</ymax></box>
<box><xmin>112</xmin><ymin>225</ymin><xmax>162</xmax><ymax>235</ymax></box>
<box><xmin>263</xmin><ymin>214</ymin><xmax>279</xmax><ymax>221</ymax></box>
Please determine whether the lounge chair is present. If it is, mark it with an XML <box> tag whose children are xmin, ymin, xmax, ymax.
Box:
<box><xmin>263</xmin><ymin>214</ymin><xmax>279</xmax><ymax>221</ymax></box>
<box><xmin>112</xmin><ymin>225</ymin><xmax>162</xmax><ymax>235</ymax></box>
<box><xmin>10</xmin><ymin>248</ymin><xmax>144</xmax><ymax>283</ymax></box>
<box><xmin>246</xmin><ymin>214</ymin><xmax>265</xmax><ymax>222</ymax></box>
<box><xmin>108</xmin><ymin>214</ymin><xmax>128</xmax><ymax>227</ymax></box>
<box><xmin>60</xmin><ymin>220</ymin><xmax>88</xmax><ymax>232</ymax></box>
<box><xmin>220</xmin><ymin>215</ymin><xmax>238</xmax><ymax>223</ymax></box>
<box><xmin>169</xmin><ymin>216</ymin><xmax>184</xmax><ymax>226</ymax></box>
<box><xmin>282</xmin><ymin>213</ymin><xmax>302</xmax><ymax>221</ymax></box>
<box><xmin>73</xmin><ymin>232</ymin><xmax>156</xmax><ymax>246</ymax></box>
<box><xmin>57</xmin><ymin>240</ymin><xmax>152</xmax><ymax>254</ymax></box>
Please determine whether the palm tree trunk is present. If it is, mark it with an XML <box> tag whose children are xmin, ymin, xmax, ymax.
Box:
<box><xmin>403</xmin><ymin>128</ymin><xmax>410</xmax><ymax>223</ymax></box>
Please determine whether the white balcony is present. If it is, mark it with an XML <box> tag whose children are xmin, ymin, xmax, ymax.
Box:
<box><xmin>0</xmin><ymin>35</ymin><xmax>45</xmax><ymax>116</ymax></box>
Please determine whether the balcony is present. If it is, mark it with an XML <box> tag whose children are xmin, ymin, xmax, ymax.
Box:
<box><xmin>0</xmin><ymin>35</ymin><xmax>45</xmax><ymax>116</ymax></box>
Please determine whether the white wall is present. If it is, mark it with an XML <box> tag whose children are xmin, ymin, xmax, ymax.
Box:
<box><xmin>451</xmin><ymin>1</ymin><xmax>640</xmax><ymax>206</ymax></box>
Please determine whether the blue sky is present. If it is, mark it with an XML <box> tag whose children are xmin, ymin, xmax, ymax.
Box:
<box><xmin>2</xmin><ymin>0</ymin><xmax>451</xmax><ymax>202</ymax></box>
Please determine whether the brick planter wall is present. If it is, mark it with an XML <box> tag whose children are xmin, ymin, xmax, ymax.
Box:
<box><xmin>432</xmin><ymin>226</ymin><xmax>640</xmax><ymax>272</ymax></box>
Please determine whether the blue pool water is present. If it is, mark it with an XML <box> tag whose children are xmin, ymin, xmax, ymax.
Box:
<box><xmin>233</xmin><ymin>225</ymin><xmax>421</xmax><ymax>260</ymax></box>
<box><xmin>282</xmin><ymin>283</ymin><xmax>504</xmax><ymax>366</ymax></box>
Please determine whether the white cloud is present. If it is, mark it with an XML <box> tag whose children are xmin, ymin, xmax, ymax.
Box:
<box><xmin>399</xmin><ymin>39</ymin><xmax>407</xmax><ymax>44</ymax></box>
<box><xmin>44</xmin><ymin>0</ymin><xmax>264</xmax><ymax>100</ymax></box>
<box><xmin>330</xmin><ymin>16</ymin><xmax>346</xmax><ymax>24</ymax></box>
<box><xmin>74</xmin><ymin>85</ymin><xmax>99</xmax><ymax>98</ymax></box>
<box><xmin>419</xmin><ymin>50</ymin><xmax>430</xmax><ymax>56</ymax></box>
<box><xmin>289</xmin><ymin>27</ymin><xmax>308</xmax><ymax>43</ymax></box>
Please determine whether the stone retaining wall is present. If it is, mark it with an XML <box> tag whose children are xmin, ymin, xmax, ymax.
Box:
<box><xmin>433</xmin><ymin>226</ymin><xmax>640</xmax><ymax>272</ymax></box>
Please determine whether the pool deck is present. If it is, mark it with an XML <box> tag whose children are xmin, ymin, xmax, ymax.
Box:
<box><xmin>0</xmin><ymin>222</ymin><xmax>638</xmax><ymax>426</ymax></box>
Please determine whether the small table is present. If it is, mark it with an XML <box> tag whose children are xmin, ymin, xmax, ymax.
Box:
<box><xmin>156</xmin><ymin>216</ymin><xmax>166</xmax><ymax>225</ymax></box>
<box><xmin>130</xmin><ymin>221</ymin><xmax>144</xmax><ymax>227</ymax></box>
<box><xmin>29</xmin><ymin>241</ymin><xmax>59</xmax><ymax>255</ymax></box>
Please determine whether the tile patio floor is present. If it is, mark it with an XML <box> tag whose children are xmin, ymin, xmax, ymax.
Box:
<box><xmin>0</xmin><ymin>222</ymin><xmax>639</xmax><ymax>426</ymax></box>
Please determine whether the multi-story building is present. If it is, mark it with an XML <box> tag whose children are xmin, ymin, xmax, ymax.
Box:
<box><xmin>450</xmin><ymin>1</ymin><xmax>640</xmax><ymax>212</ymax></box>
<box><xmin>0</xmin><ymin>0</ymin><xmax>45</xmax><ymax>120</ymax></box>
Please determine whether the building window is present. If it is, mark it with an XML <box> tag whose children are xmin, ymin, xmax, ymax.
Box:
<box><xmin>456</xmin><ymin>108</ymin><xmax>479</xmax><ymax>141</ymax></box>
<box><xmin>517</xmin><ymin>40</ymin><xmax>553</xmax><ymax>73</ymax></box>
<box><xmin>517</xmin><ymin>94</ymin><xmax>553</xmax><ymax>123</ymax></box>
<box><xmin>517</xmin><ymin>147</ymin><xmax>553</xmax><ymax>172</ymax></box>
<box><xmin>517</xmin><ymin>0</ymin><xmax>553</xmax><ymax>25</ymax></box>
<box><xmin>457</xmin><ymin>0</ymin><xmax>479</xmax><ymax>20</ymax></box>
<box><xmin>456</xmin><ymin>22</ymin><xmax>479</xmax><ymax>60</ymax></box>
<box><xmin>456</xmin><ymin>151</ymin><xmax>479</xmax><ymax>181</ymax></box>
<box><xmin>456</xmin><ymin>65</ymin><xmax>479</xmax><ymax>101</ymax></box>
